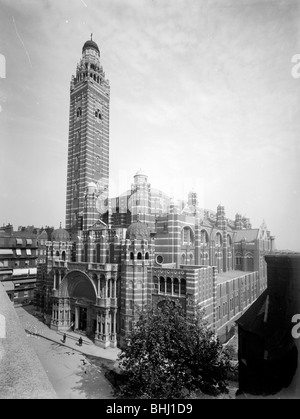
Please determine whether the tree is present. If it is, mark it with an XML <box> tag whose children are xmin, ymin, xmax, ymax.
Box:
<box><xmin>116</xmin><ymin>299</ymin><xmax>231</xmax><ymax>399</ymax></box>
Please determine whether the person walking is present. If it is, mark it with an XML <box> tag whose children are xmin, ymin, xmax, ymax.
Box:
<box><xmin>63</xmin><ymin>333</ymin><xmax>66</xmax><ymax>343</ymax></box>
<box><xmin>79</xmin><ymin>336</ymin><xmax>83</xmax><ymax>346</ymax></box>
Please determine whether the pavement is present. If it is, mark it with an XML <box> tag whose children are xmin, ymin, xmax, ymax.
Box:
<box><xmin>16</xmin><ymin>305</ymin><xmax>120</xmax><ymax>363</ymax></box>
<box><xmin>15</xmin><ymin>305</ymin><xmax>122</xmax><ymax>398</ymax></box>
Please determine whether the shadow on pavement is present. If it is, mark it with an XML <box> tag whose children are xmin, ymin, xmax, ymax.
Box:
<box><xmin>70</xmin><ymin>357</ymin><xmax>115</xmax><ymax>399</ymax></box>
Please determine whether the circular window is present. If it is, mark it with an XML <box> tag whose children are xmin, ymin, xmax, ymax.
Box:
<box><xmin>156</xmin><ymin>255</ymin><xmax>164</xmax><ymax>264</ymax></box>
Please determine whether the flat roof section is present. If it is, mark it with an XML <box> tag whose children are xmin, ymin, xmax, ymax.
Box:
<box><xmin>217</xmin><ymin>270</ymin><xmax>254</xmax><ymax>284</ymax></box>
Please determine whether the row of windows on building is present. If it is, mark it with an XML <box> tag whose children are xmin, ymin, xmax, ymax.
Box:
<box><xmin>215</xmin><ymin>285</ymin><xmax>259</xmax><ymax>321</ymax></box>
<box><xmin>50</xmin><ymin>250</ymin><xmax>67</xmax><ymax>260</ymax></box>
<box><xmin>153</xmin><ymin>276</ymin><xmax>187</xmax><ymax>295</ymax></box>
<box><xmin>14</xmin><ymin>290</ymin><xmax>31</xmax><ymax>299</ymax></box>
<box><xmin>14</xmin><ymin>238</ymin><xmax>33</xmax><ymax>246</ymax></box>
<box><xmin>76</xmin><ymin>107</ymin><xmax>104</xmax><ymax>120</ymax></box>
<box><xmin>129</xmin><ymin>252</ymin><xmax>149</xmax><ymax>260</ymax></box>
<box><xmin>37</xmin><ymin>249</ymin><xmax>47</xmax><ymax>256</ymax></box>
<box><xmin>75</xmin><ymin>71</ymin><xmax>104</xmax><ymax>85</ymax></box>
<box><xmin>181</xmin><ymin>226</ymin><xmax>233</xmax><ymax>247</ymax></box>
<box><xmin>0</xmin><ymin>259</ymin><xmax>37</xmax><ymax>267</ymax></box>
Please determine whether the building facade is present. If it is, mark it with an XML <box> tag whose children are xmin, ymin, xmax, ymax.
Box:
<box><xmin>0</xmin><ymin>224</ymin><xmax>38</xmax><ymax>305</ymax></box>
<box><xmin>34</xmin><ymin>37</ymin><xmax>275</xmax><ymax>348</ymax></box>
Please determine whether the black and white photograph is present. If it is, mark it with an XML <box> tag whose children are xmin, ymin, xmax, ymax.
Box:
<box><xmin>0</xmin><ymin>0</ymin><xmax>299</xmax><ymax>402</ymax></box>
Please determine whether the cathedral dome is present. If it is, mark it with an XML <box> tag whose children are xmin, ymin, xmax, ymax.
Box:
<box><xmin>134</xmin><ymin>169</ymin><xmax>147</xmax><ymax>177</ymax></box>
<box><xmin>126</xmin><ymin>221</ymin><xmax>150</xmax><ymax>240</ymax></box>
<box><xmin>51</xmin><ymin>227</ymin><xmax>70</xmax><ymax>243</ymax></box>
<box><xmin>134</xmin><ymin>169</ymin><xmax>148</xmax><ymax>185</ymax></box>
<box><xmin>82</xmin><ymin>39</ymin><xmax>100</xmax><ymax>54</ymax></box>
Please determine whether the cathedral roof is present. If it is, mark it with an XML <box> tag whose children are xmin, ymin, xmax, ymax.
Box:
<box><xmin>82</xmin><ymin>39</ymin><xmax>100</xmax><ymax>54</ymax></box>
<box><xmin>51</xmin><ymin>227</ymin><xmax>70</xmax><ymax>243</ymax></box>
<box><xmin>37</xmin><ymin>230</ymin><xmax>48</xmax><ymax>240</ymax></box>
<box><xmin>126</xmin><ymin>221</ymin><xmax>150</xmax><ymax>240</ymax></box>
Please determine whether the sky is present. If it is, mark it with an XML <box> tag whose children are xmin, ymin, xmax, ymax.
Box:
<box><xmin>0</xmin><ymin>0</ymin><xmax>299</xmax><ymax>251</ymax></box>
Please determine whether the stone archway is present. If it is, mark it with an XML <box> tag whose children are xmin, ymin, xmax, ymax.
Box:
<box><xmin>57</xmin><ymin>270</ymin><xmax>97</xmax><ymax>334</ymax></box>
<box><xmin>59</xmin><ymin>270</ymin><xmax>97</xmax><ymax>301</ymax></box>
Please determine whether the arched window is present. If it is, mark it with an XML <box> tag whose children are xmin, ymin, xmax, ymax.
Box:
<box><xmin>62</xmin><ymin>251</ymin><xmax>66</xmax><ymax>261</ymax></box>
<box><xmin>96</xmin><ymin>243</ymin><xmax>101</xmax><ymax>263</ymax></box>
<box><xmin>130</xmin><ymin>252</ymin><xmax>134</xmax><ymax>260</ymax></box>
<box><xmin>55</xmin><ymin>250</ymin><xmax>60</xmax><ymax>257</ymax></box>
<box><xmin>145</xmin><ymin>252</ymin><xmax>149</xmax><ymax>260</ymax></box>
<box><xmin>180</xmin><ymin>278</ymin><xmax>186</xmax><ymax>295</ymax></box>
<box><xmin>84</xmin><ymin>244</ymin><xmax>88</xmax><ymax>263</ymax></box>
<box><xmin>95</xmin><ymin>108</ymin><xmax>102</xmax><ymax>121</ymax></box>
<box><xmin>227</xmin><ymin>234</ymin><xmax>232</xmax><ymax>247</ymax></box>
<box><xmin>181</xmin><ymin>253</ymin><xmax>186</xmax><ymax>265</ymax></box>
<box><xmin>166</xmin><ymin>277</ymin><xmax>172</xmax><ymax>293</ymax></box>
<box><xmin>200</xmin><ymin>230</ymin><xmax>209</xmax><ymax>245</ymax></box>
<box><xmin>215</xmin><ymin>233</ymin><xmax>222</xmax><ymax>247</ymax></box>
<box><xmin>76</xmin><ymin>107</ymin><xmax>82</xmax><ymax>118</ymax></box>
<box><xmin>235</xmin><ymin>253</ymin><xmax>242</xmax><ymax>267</ymax></box>
<box><xmin>173</xmin><ymin>278</ymin><xmax>179</xmax><ymax>294</ymax></box>
<box><xmin>137</xmin><ymin>252</ymin><xmax>142</xmax><ymax>260</ymax></box>
<box><xmin>55</xmin><ymin>271</ymin><xmax>59</xmax><ymax>289</ymax></box>
<box><xmin>181</xmin><ymin>226</ymin><xmax>194</xmax><ymax>246</ymax></box>
<box><xmin>100</xmin><ymin>274</ymin><xmax>106</xmax><ymax>297</ymax></box>
<box><xmin>153</xmin><ymin>276</ymin><xmax>158</xmax><ymax>293</ymax></box>
<box><xmin>160</xmin><ymin>277</ymin><xmax>165</xmax><ymax>293</ymax></box>
<box><xmin>107</xmin><ymin>279</ymin><xmax>111</xmax><ymax>298</ymax></box>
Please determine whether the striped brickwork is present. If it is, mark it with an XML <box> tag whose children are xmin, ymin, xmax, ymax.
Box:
<box><xmin>66</xmin><ymin>45</ymin><xmax>110</xmax><ymax>232</ymax></box>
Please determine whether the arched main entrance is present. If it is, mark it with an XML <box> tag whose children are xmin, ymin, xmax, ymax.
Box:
<box><xmin>52</xmin><ymin>270</ymin><xmax>97</xmax><ymax>334</ymax></box>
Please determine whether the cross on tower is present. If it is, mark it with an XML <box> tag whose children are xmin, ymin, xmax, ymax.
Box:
<box><xmin>91</xmin><ymin>33</ymin><xmax>93</xmax><ymax>41</ymax></box>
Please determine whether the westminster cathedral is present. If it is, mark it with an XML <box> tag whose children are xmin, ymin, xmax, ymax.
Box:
<box><xmin>34</xmin><ymin>37</ymin><xmax>275</xmax><ymax>349</ymax></box>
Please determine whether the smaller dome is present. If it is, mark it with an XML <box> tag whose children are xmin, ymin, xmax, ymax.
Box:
<box><xmin>82</xmin><ymin>39</ymin><xmax>100</xmax><ymax>54</ymax></box>
<box><xmin>37</xmin><ymin>230</ymin><xmax>48</xmax><ymax>240</ymax></box>
<box><xmin>86</xmin><ymin>181</ymin><xmax>97</xmax><ymax>195</ymax></box>
<box><xmin>134</xmin><ymin>168</ymin><xmax>147</xmax><ymax>178</ymax></box>
<box><xmin>134</xmin><ymin>169</ymin><xmax>148</xmax><ymax>185</ymax></box>
<box><xmin>126</xmin><ymin>221</ymin><xmax>150</xmax><ymax>240</ymax></box>
<box><xmin>51</xmin><ymin>227</ymin><xmax>70</xmax><ymax>243</ymax></box>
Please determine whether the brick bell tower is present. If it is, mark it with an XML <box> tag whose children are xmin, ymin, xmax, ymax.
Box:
<box><xmin>65</xmin><ymin>35</ymin><xmax>110</xmax><ymax>236</ymax></box>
